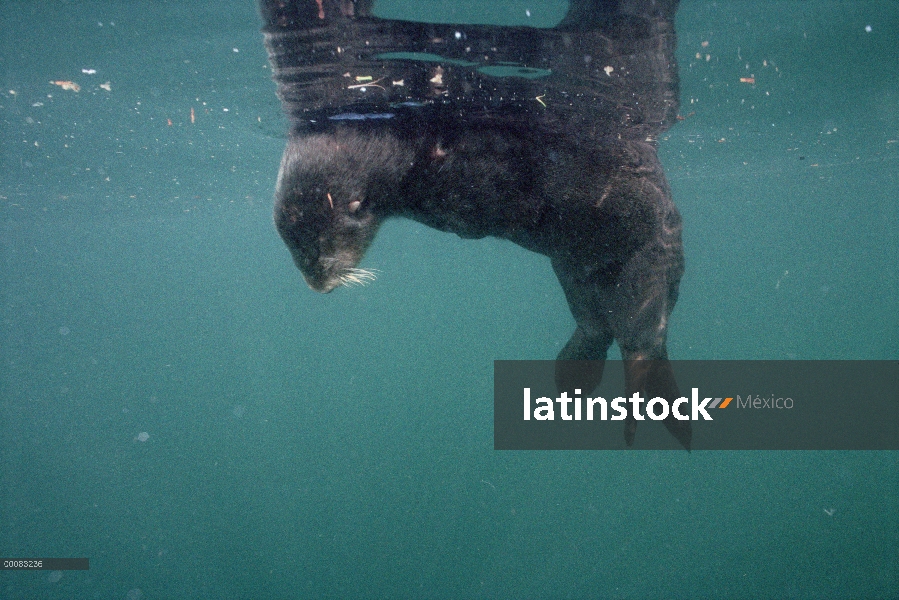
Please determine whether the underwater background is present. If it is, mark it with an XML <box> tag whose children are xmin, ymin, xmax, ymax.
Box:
<box><xmin>1</xmin><ymin>0</ymin><xmax>897</xmax><ymax>597</ymax></box>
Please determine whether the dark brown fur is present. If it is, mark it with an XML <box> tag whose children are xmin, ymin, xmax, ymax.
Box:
<box><xmin>263</xmin><ymin>0</ymin><xmax>690</xmax><ymax>448</ymax></box>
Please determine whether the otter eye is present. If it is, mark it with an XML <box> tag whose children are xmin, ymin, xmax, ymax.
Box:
<box><xmin>348</xmin><ymin>200</ymin><xmax>362</xmax><ymax>213</ymax></box>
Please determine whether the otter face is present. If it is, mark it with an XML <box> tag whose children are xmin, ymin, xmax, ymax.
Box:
<box><xmin>273</xmin><ymin>132</ymin><xmax>409</xmax><ymax>292</ymax></box>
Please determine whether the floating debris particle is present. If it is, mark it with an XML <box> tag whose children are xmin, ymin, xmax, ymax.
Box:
<box><xmin>51</xmin><ymin>80</ymin><xmax>80</xmax><ymax>92</ymax></box>
<box><xmin>99</xmin><ymin>81</ymin><xmax>111</xmax><ymax>91</ymax></box>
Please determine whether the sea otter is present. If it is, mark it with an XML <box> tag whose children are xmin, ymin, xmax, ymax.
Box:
<box><xmin>260</xmin><ymin>0</ymin><xmax>689</xmax><ymax>449</ymax></box>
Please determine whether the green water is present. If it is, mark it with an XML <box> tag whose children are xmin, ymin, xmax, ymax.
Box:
<box><xmin>1</xmin><ymin>1</ymin><xmax>897</xmax><ymax>598</ymax></box>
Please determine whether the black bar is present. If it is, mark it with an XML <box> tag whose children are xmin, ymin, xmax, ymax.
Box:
<box><xmin>1</xmin><ymin>558</ymin><xmax>89</xmax><ymax>570</ymax></box>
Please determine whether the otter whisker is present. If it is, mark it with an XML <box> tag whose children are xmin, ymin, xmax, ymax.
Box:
<box><xmin>350</xmin><ymin>267</ymin><xmax>378</xmax><ymax>279</ymax></box>
<box><xmin>337</xmin><ymin>267</ymin><xmax>379</xmax><ymax>287</ymax></box>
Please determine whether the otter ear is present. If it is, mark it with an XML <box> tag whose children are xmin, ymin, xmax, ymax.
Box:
<box><xmin>348</xmin><ymin>199</ymin><xmax>362</xmax><ymax>213</ymax></box>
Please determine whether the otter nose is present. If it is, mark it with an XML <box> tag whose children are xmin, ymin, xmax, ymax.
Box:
<box><xmin>304</xmin><ymin>277</ymin><xmax>338</xmax><ymax>294</ymax></box>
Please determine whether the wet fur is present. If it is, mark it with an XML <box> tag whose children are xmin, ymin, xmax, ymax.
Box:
<box><xmin>264</xmin><ymin>0</ymin><xmax>690</xmax><ymax>448</ymax></box>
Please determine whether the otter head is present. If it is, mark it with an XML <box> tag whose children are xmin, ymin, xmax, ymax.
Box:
<box><xmin>273</xmin><ymin>130</ymin><xmax>412</xmax><ymax>292</ymax></box>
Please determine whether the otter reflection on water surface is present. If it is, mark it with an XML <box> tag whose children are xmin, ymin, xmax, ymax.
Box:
<box><xmin>260</xmin><ymin>0</ymin><xmax>690</xmax><ymax>449</ymax></box>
